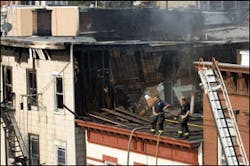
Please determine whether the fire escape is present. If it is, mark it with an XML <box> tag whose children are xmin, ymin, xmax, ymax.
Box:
<box><xmin>1</xmin><ymin>93</ymin><xmax>29</xmax><ymax>165</ymax></box>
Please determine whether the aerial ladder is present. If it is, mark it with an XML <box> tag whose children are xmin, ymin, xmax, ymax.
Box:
<box><xmin>197</xmin><ymin>58</ymin><xmax>249</xmax><ymax>165</ymax></box>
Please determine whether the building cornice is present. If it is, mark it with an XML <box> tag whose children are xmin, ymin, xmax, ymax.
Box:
<box><xmin>75</xmin><ymin>119</ymin><xmax>202</xmax><ymax>149</ymax></box>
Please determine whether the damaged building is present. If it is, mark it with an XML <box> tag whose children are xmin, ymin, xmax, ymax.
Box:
<box><xmin>1</xmin><ymin>3</ymin><xmax>249</xmax><ymax>165</ymax></box>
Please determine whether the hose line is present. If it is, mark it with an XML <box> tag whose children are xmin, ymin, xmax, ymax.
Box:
<box><xmin>127</xmin><ymin>125</ymin><xmax>151</xmax><ymax>165</ymax></box>
<box><xmin>155</xmin><ymin>131</ymin><xmax>163</xmax><ymax>165</ymax></box>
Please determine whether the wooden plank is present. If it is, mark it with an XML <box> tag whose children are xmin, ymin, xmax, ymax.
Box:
<box><xmin>114</xmin><ymin>107</ymin><xmax>151</xmax><ymax>123</ymax></box>
<box><xmin>88</xmin><ymin>113</ymin><xmax>129</xmax><ymax>128</ymax></box>
<box><xmin>101</xmin><ymin>108</ymin><xmax>147</xmax><ymax>124</ymax></box>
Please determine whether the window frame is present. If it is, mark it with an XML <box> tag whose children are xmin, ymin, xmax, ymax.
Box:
<box><xmin>55</xmin><ymin>76</ymin><xmax>64</xmax><ymax>109</ymax></box>
<box><xmin>55</xmin><ymin>140</ymin><xmax>67</xmax><ymax>165</ymax></box>
<box><xmin>57</xmin><ymin>146</ymin><xmax>66</xmax><ymax>165</ymax></box>
<box><xmin>28</xmin><ymin>134</ymin><xmax>40</xmax><ymax>165</ymax></box>
<box><xmin>2</xmin><ymin>66</ymin><xmax>13</xmax><ymax>102</ymax></box>
<box><xmin>52</xmin><ymin>72</ymin><xmax>65</xmax><ymax>114</ymax></box>
<box><xmin>26</xmin><ymin>69</ymin><xmax>38</xmax><ymax>107</ymax></box>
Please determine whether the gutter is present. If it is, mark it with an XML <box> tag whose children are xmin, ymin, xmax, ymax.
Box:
<box><xmin>1</xmin><ymin>38</ymin><xmax>66</xmax><ymax>50</ymax></box>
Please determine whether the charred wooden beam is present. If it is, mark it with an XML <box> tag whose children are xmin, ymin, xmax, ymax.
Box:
<box><xmin>193</xmin><ymin>61</ymin><xmax>249</xmax><ymax>74</ymax></box>
<box><xmin>88</xmin><ymin>113</ymin><xmax>129</xmax><ymax>128</ymax></box>
<box><xmin>101</xmin><ymin>108</ymin><xmax>147</xmax><ymax>124</ymax></box>
<box><xmin>114</xmin><ymin>107</ymin><xmax>151</xmax><ymax>123</ymax></box>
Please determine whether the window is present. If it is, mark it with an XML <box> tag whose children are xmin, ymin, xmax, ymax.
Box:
<box><xmin>103</xmin><ymin>155</ymin><xmax>117</xmax><ymax>165</ymax></box>
<box><xmin>57</xmin><ymin>147</ymin><xmax>66</xmax><ymax>165</ymax></box>
<box><xmin>55</xmin><ymin>76</ymin><xmax>64</xmax><ymax>109</ymax></box>
<box><xmin>2</xmin><ymin>66</ymin><xmax>13</xmax><ymax>101</ymax></box>
<box><xmin>27</xmin><ymin>69</ymin><xmax>37</xmax><ymax>107</ymax></box>
<box><xmin>55</xmin><ymin>140</ymin><xmax>67</xmax><ymax>165</ymax></box>
<box><xmin>29</xmin><ymin>134</ymin><xmax>40</xmax><ymax>165</ymax></box>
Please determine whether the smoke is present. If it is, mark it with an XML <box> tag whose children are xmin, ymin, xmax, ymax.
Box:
<box><xmin>79</xmin><ymin>6</ymin><xmax>248</xmax><ymax>41</ymax></box>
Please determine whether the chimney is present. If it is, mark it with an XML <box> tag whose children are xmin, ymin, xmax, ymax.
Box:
<box><xmin>32</xmin><ymin>8</ymin><xmax>52</xmax><ymax>36</ymax></box>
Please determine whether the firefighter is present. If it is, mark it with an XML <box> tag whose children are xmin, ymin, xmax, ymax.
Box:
<box><xmin>178</xmin><ymin>96</ymin><xmax>190</xmax><ymax>138</ymax></box>
<box><xmin>150</xmin><ymin>95</ymin><xmax>170</xmax><ymax>134</ymax></box>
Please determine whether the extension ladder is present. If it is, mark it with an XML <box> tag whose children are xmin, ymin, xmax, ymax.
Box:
<box><xmin>197</xmin><ymin>58</ymin><xmax>249</xmax><ymax>165</ymax></box>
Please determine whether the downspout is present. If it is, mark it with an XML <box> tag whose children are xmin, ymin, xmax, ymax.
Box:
<box><xmin>126</xmin><ymin>125</ymin><xmax>151</xmax><ymax>165</ymax></box>
<box><xmin>4</xmin><ymin>127</ymin><xmax>8</xmax><ymax>165</ymax></box>
<box><xmin>70</xmin><ymin>44</ymin><xmax>77</xmax><ymax>165</ymax></box>
<box><xmin>0</xmin><ymin>48</ymin><xmax>2</xmax><ymax>165</ymax></box>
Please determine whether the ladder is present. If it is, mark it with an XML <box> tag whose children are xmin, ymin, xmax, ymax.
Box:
<box><xmin>1</xmin><ymin>95</ymin><xmax>29</xmax><ymax>165</ymax></box>
<box><xmin>197</xmin><ymin>58</ymin><xmax>249</xmax><ymax>165</ymax></box>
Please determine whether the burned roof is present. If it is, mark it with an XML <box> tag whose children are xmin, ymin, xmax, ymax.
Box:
<box><xmin>1</xmin><ymin>35</ymin><xmax>248</xmax><ymax>51</ymax></box>
<box><xmin>0</xmin><ymin>36</ymin><xmax>97</xmax><ymax>49</ymax></box>
<box><xmin>75</xmin><ymin>106</ymin><xmax>203</xmax><ymax>147</ymax></box>
<box><xmin>193</xmin><ymin>61</ymin><xmax>249</xmax><ymax>74</ymax></box>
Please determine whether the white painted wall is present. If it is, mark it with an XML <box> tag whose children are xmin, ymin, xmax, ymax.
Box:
<box><xmin>86</xmin><ymin>135</ymin><xmax>187</xmax><ymax>165</ymax></box>
<box><xmin>0</xmin><ymin>48</ymin><xmax>76</xmax><ymax>165</ymax></box>
<box><xmin>1</xmin><ymin>123</ymin><xmax>7</xmax><ymax>165</ymax></box>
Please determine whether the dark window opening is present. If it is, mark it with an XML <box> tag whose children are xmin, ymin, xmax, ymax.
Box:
<box><xmin>57</xmin><ymin>147</ymin><xmax>66</xmax><ymax>165</ymax></box>
<box><xmin>2</xmin><ymin>66</ymin><xmax>13</xmax><ymax>104</ymax></box>
<box><xmin>29</xmin><ymin>134</ymin><xmax>40</xmax><ymax>165</ymax></box>
<box><xmin>27</xmin><ymin>69</ymin><xmax>37</xmax><ymax>107</ymax></box>
<box><xmin>56</xmin><ymin>77</ymin><xmax>64</xmax><ymax>109</ymax></box>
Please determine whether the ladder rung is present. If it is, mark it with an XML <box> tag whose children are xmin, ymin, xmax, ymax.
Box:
<box><xmin>216</xmin><ymin>117</ymin><xmax>226</xmax><ymax>120</ymax></box>
<box><xmin>219</xmin><ymin>126</ymin><xmax>234</xmax><ymax>129</ymax></box>
<box><xmin>222</xmin><ymin>135</ymin><xmax>236</xmax><ymax>139</ymax></box>
<box><xmin>208</xmin><ymin>90</ymin><xmax>219</xmax><ymax>93</ymax></box>
<box><xmin>217</xmin><ymin>108</ymin><xmax>228</xmax><ymax>111</ymax></box>
<box><xmin>207</xmin><ymin>81</ymin><xmax>218</xmax><ymax>84</ymax></box>
<box><xmin>212</xmin><ymin>98</ymin><xmax>225</xmax><ymax>101</ymax></box>
<box><xmin>225</xmin><ymin>144</ymin><xmax>240</xmax><ymax>148</ymax></box>
<box><xmin>228</xmin><ymin>153</ymin><xmax>242</xmax><ymax>158</ymax></box>
<box><xmin>206</xmin><ymin>73</ymin><xmax>216</xmax><ymax>76</ymax></box>
<box><xmin>227</xmin><ymin>155</ymin><xmax>237</xmax><ymax>158</ymax></box>
<box><xmin>10</xmin><ymin>145</ymin><xmax>20</xmax><ymax>148</ymax></box>
<box><xmin>15</xmin><ymin>155</ymin><xmax>24</xmax><ymax>158</ymax></box>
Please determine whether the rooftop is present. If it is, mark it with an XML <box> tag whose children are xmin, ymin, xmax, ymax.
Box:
<box><xmin>1</xmin><ymin>36</ymin><xmax>249</xmax><ymax>50</ymax></box>
<box><xmin>75</xmin><ymin>106</ymin><xmax>203</xmax><ymax>147</ymax></box>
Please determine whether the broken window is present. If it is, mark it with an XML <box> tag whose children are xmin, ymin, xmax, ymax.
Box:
<box><xmin>2</xmin><ymin>66</ymin><xmax>13</xmax><ymax>103</ymax></box>
<box><xmin>55</xmin><ymin>76</ymin><xmax>64</xmax><ymax>109</ymax></box>
<box><xmin>29</xmin><ymin>134</ymin><xmax>40</xmax><ymax>165</ymax></box>
<box><xmin>27</xmin><ymin>69</ymin><xmax>37</xmax><ymax>107</ymax></box>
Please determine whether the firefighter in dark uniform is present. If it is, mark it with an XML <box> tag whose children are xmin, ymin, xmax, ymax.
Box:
<box><xmin>178</xmin><ymin>96</ymin><xmax>190</xmax><ymax>138</ymax></box>
<box><xmin>150</xmin><ymin>95</ymin><xmax>170</xmax><ymax>134</ymax></box>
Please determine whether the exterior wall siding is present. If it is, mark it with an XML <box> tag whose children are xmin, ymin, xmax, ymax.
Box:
<box><xmin>0</xmin><ymin>48</ymin><xmax>77</xmax><ymax>165</ymax></box>
<box><xmin>85</xmin><ymin>130</ymin><xmax>198</xmax><ymax>165</ymax></box>
<box><xmin>86</xmin><ymin>141</ymin><xmax>188</xmax><ymax>165</ymax></box>
<box><xmin>6</xmin><ymin>6</ymin><xmax>79</xmax><ymax>36</ymax></box>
